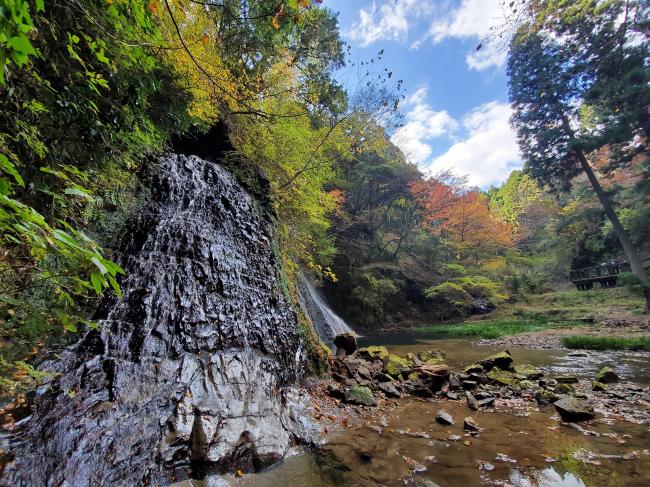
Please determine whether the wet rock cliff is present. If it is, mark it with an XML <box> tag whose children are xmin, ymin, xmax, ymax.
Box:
<box><xmin>2</xmin><ymin>153</ymin><xmax>310</xmax><ymax>486</ymax></box>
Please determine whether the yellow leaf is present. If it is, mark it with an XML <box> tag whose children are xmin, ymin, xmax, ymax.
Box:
<box><xmin>148</xmin><ymin>1</ymin><xmax>159</xmax><ymax>15</ymax></box>
<box><xmin>236</xmin><ymin>469</ymin><xmax>244</xmax><ymax>477</ymax></box>
<box><xmin>271</xmin><ymin>16</ymin><xmax>281</xmax><ymax>30</ymax></box>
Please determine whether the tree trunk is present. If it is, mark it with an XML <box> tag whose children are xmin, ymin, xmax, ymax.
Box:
<box><xmin>576</xmin><ymin>150</ymin><xmax>650</xmax><ymax>311</ymax></box>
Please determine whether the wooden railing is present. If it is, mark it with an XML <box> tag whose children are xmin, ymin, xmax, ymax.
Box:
<box><xmin>569</xmin><ymin>262</ymin><xmax>630</xmax><ymax>290</ymax></box>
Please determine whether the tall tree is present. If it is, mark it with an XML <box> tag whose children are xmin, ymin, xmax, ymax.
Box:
<box><xmin>507</xmin><ymin>0</ymin><xmax>650</xmax><ymax>309</ymax></box>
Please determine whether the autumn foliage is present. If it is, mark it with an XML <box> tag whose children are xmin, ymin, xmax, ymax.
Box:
<box><xmin>410</xmin><ymin>176</ymin><xmax>513</xmax><ymax>261</ymax></box>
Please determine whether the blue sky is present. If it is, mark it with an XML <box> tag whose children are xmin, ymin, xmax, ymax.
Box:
<box><xmin>324</xmin><ymin>0</ymin><xmax>522</xmax><ymax>188</ymax></box>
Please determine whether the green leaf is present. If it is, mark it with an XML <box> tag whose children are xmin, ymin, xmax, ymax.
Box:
<box><xmin>35</xmin><ymin>0</ymin><xmax>45</xmax><ymax>12</ymax></box>
<box><xmin>0</xmin><ymin>294</ymin><xmax>21</xmax><ymax>305</ymax></box>
<box><xmin>64</xmin><ymin>187</ymin><xmax>93</xmax><ymax>200</ymax></box>
<box><xmin>107</xmin><ymin>274</ymin><xmax>123</xmax><ymax>299</ymax></box>
<box><xmin>91</xmin><ymin>256</ymin><xmax>108</xmax><ymax>274</ymax></box>
<box><xmin>0</xmin><ymin>154</ymin><xmax>25</xmax><ymax>187</ymax></box>
<box><xmin>63</xmin><ymin>322</ymin><xmax>78</xmax><ymax>333</ymax></box>
<box><xmin>90</xmin><ymin>272</ymin><xmax>103</xmax><ymax>294</ymax></box>
<box><xmin>8</xmin><ymin>36</ymin><xmax>36</xmax><ymax>56</ymax></box>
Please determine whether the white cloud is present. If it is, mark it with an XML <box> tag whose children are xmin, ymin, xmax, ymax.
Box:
<box><xmin>390</xmin><ymin>86</ymin><xmax>458</xmax><ymax>165</ymax></box>
<box><xmin>424</xmin><ymin>0</ymin><xmax>508</xmax><ymax>70</ymax></box>
<box><xmin>425</xmin><ymin>101</ymin><xmax>521</xmax><ymax>188</ymax></box>
<box><xmin>347</xmin><ymin>0</ymin><xmax>434</xmax><ymax>47</ymax></box>
<box><xmin>346</xmin><ymin>0</ymin><xmax>508</xmax><ymax>70</ymax></box>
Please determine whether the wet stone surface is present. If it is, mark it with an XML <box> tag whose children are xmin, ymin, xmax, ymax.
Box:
<box><xmin>1</xmin><ymin>155</ymin><xmax>309</xmax><ymax>486</ymax></box>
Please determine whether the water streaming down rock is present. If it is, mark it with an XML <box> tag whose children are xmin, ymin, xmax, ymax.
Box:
<box><xmin>2</xmin><ymin>153</ymin><xmax>311</xmax><ymax>486</ymax></box>
<box><xmin>297</xmin><ymin>273</ymin><xmax>353</xmax><ymax>342</ymax></box>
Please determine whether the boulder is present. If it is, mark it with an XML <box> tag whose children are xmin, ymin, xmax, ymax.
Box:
<box><xmin>554</xmin><ymin>383</ymin><xmax>575</xmax><ymax>394</ymax></box>
<box><xmin>466</xmin><ymin>391</ymin><xmax>479</xmax><ymax>411</ymax></box>
<box><xmin>555</xmin><ymin>375</ymin><xmax>578</xmax><ymax>384</ymax></box>
<box><xmin>487</xmin><ymin>367</ymin><xmax>517</xmax><ymax>386</ymax></box>
<box><xmin>554</xmin><ymin>397</ymin><xmax>596</xmax><ymax>422</ymax></box>
<box><xmin>519</xmin><ymin>380</ymin><xmax>537</xmax><ymax>390</ymax></box>
<box><xmin>592</xmin><ymin>381</ymin><xmax>607</xmax><ymax>392</ymax></box>
<box><xmin>463</xmin><ymin>416</ymin><xmax>480</xmax><ymax>432</ymax></box>
<box><xmin>435</xmin><ymin>410</ymin><xmax>455</xmax><ymax>426</ymax></box>
<box><xmin>418</xmin><ymin>349</ymin><xmax>446</xmax><ymax>364</ymax></box>
<box><xmin>382</xmin><ymin>354</ymin><xmax>412</xmax><ymax>376</ymax></box>
<box><xmin>417</xmin><ymin>364</ymin><xmax>450</xmax><ymax>378</ymax></box>
<box><xmin>462</xmin><ymin>380</ymin><xmax>478</xmax><ymax>390</ymax></box>
<box><xmin>595</xmin><ymin>366</ymin><xmax>619</xmax><ymax>384</ymax></box>
<box><xmin>478</xmin><ymin>351</ymin><xmax>513</xmax><ymax>371</ymax></box>
<box><xmin>535</xmin><ymin>389</ymin><xmax>559</xmax><ymax>406</ymax></box>
<box><xmin>344</xmin><ymin>386</ymin><xmax>377</xmax><ymax>407</ymax></box>
<box><xmin>334</xmin><ymin>332</ymin><xmax>357</xmax><ymax>356</ymax></box>
<box><xmin>463</xmin><ymin>363</ymin><xmax>484</xmax><ymax>374</ymax></box>
<box><xmin>478</xmin><ymin>397</ymin><xmax>495</xmax><ymax>408</ymax></box>
<box><xmin>358</xmin><ymin>346</ymin><xmax>389</xmax><ymax>361</ymax></box>
<box><xmin>513</xmin><ymin>364</ymin><xmax>543</xmax><ymax>380</ymax></box>
<box><xmin>376</xmin><ymin>381</ymin><xmax>401</xmax><ymax>398</ymax></box>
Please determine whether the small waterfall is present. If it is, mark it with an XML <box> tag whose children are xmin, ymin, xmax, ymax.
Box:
<box><xmin>297</xmin><ymin>273</ymin><xmax>353</xmax><ymax>342</ymax></box>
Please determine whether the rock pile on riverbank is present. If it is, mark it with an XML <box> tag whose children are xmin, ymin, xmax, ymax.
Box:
<box><xmin>326</xmin><ymin>334</ymin><xmax>650</xmax><ymax>425</ymax></box>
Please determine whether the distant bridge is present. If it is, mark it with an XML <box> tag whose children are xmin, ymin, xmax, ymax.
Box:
<box><xmin>570</xmin><ymin>262</ymin><xmax>630</xmax><ymax>290</ymax></box>
<box><xmin>570</xmin><ymin>258</ymin><xmax>650</xmax><ymax>290</ymax></box>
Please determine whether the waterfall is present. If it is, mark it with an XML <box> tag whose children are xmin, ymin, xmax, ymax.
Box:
<box><xmin>297</xmin><ymin>273</ymin><xmax>353</xmax><ymax>342</ymax></box>
<box><xmin>3</xmin><ymin>153</ymin><xmax>310</xmax><ymax>486</ymax></box>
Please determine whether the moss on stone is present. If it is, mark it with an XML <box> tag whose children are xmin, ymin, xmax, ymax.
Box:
<box><xmin>358</xmin><ymin>346</ymin><xmax>389</xmax><ymax>361</ymax></box>
<box><xmin>344</xmin><ymin>385</ymin><xmax>376</xmax><ymax>406</ymax></box>
<box><xmin>594</xmin><ymin>366</ymin><xmax>619</xmax><ymax>384</ymax></box>
<box><xmin>382</xmin><ymin>353</ymin><xmax>412</xmax><ymax>376</ymax></box>
<box><xmin>513</xmin><ymin>364</ymin><xmax>543</xmax><ymax>380</ymax></box>
<box><xmin>486</xmin><ymin>367</ymin><xmax>517</xmax><ymax>386</ymax></box>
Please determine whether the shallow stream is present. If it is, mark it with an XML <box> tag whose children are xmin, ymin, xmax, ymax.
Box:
<box><xmin>205</xmin><ymin>334</ymin><xmax>650</xmax><ymax>486</ymax></box>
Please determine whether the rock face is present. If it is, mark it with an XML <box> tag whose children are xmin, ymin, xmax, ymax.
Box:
<box><xmin>2</xmin><ymin>154</ymin><xmax>308</xmax><ymax>486</ymax></box>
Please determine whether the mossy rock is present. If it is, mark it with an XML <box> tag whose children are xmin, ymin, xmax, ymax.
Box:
<box><xmin>592</xmin><ymin>381</ymin><xmax>607</xmax><ymax>392</ymax></box>
<box><xmin>595</xmin><ymin>366</ymin><xmax>619</xmax><ymax>384</ymax></box>
<box><xmin>344</xmin><ymin>385</ymin><xmax>377</xmax><ymax>406</ymax></box>
<box><xmin>519</xmin><ymin>380</ymin><xmax>537</xmax><ymax>390</ymax></box>
<box><xmin>382</xmin><ymin>353</ymin><xmax>412</xmax><ymax>376</ymax></box>
<box><xmin>358</xmin><ymin>346</ymin><xmax>389</xmax><ymax>361</ymax></box>
<box><xmin>486</xmin><ymin>367</ymin><xmax>517</xmax><ymax>386</ymax></box>
<box><xmin>478</xmin><ymin>351</ymin><xmax>513</xmax><ymax>371</ymax></box>
<box><xmin>555</xmin><ymin>375</ymin><xmax>578</xmax><ymax>384</ymax></box>
<box><xmin>513</xmin><ymin>364</ymin><xmax>543</xmax><ymax>380</ymax></box>
<box><xmin>407</xmin><ymin>371</ymin><xmax>420</xmax><ymax>381</ymax></box>
<box><xmin>464</xmin><ymin>363</ymin><xmax>484</xmax><ymax>374</ymax></box>
<box><xmin>418</xmin><ymin>349</ymin><xmax>446</xmax><ymax>363</ymax></box>
<box><xmin>554</xmin><ymin>383</ymin><xmax>575</xmax><ymax>394</ymax></box>
<box><xmin>535</xmin><ymin>389</ymin><xmax>559</xmax><ymax>406</ymax></box>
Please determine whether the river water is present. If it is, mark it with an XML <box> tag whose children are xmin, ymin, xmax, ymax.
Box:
<box><xmin>197</xmin><ymin>334</ymin><xmax>650</xmax><ymax>487</ymax></box>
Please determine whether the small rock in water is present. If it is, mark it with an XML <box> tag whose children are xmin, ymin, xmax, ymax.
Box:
<box><xmin>554</xmin><ymin>397</ymin><xmax>596</xmax><ymax>422</ymax></box>
<box><xmin>448</xmin><ymin>434</ymin><xmax>462</xmax><ymax>441</ymax></box>
<box><xmin>477</xmin><ymin>461</ymin><xmax>495</xmax><ymax>471</ymax></box>
<box><xmin>478</xmin><ymin>351</ymin><xmax>513</xmax><ymax>371</ymax></box>
<box><xmin>478</xmin><ymin>397</ymin><xmax>495</xmax><ymax>408</ymax></box>
<box><xmin>595</xmin><ymin>366</ymin><xmax>619</xmax><ymax>384</ymax></box>
<box><xmin>568</xmin><ymin>352</ymin><xmax>588</xmax><ymax>357</ymax></box>
<box><xmin>466</xmin><ymin>391</ymin><xmax>479</xmax><ymax>411</ymax></box>
<box><xmin>495</xmin><ymin>453</ymin><xmax>517</xmax><ymax>463</ymax></box>
<box><xmin>554</xmin><ymin>383</ymin><xmax>575</xmax><ymax>394</ymax></box>
<box><xmin>435</xmin><ymin>409</ymin><xmax>455</xmax><ymax>425</ymax></box>
<box><xmin>446</xmin><ymin>391</ymin><xmax>459</xmax><ymax>400</ymax></box>
<box><xmin>463</xmin><ymin>416</ymin><xmax>480</xmax><ymax>432</ymax></box>
<box><xmin>555</xmin><ymin>375</ymin><xmax>579</xmax><ymax>384</ymax></box>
